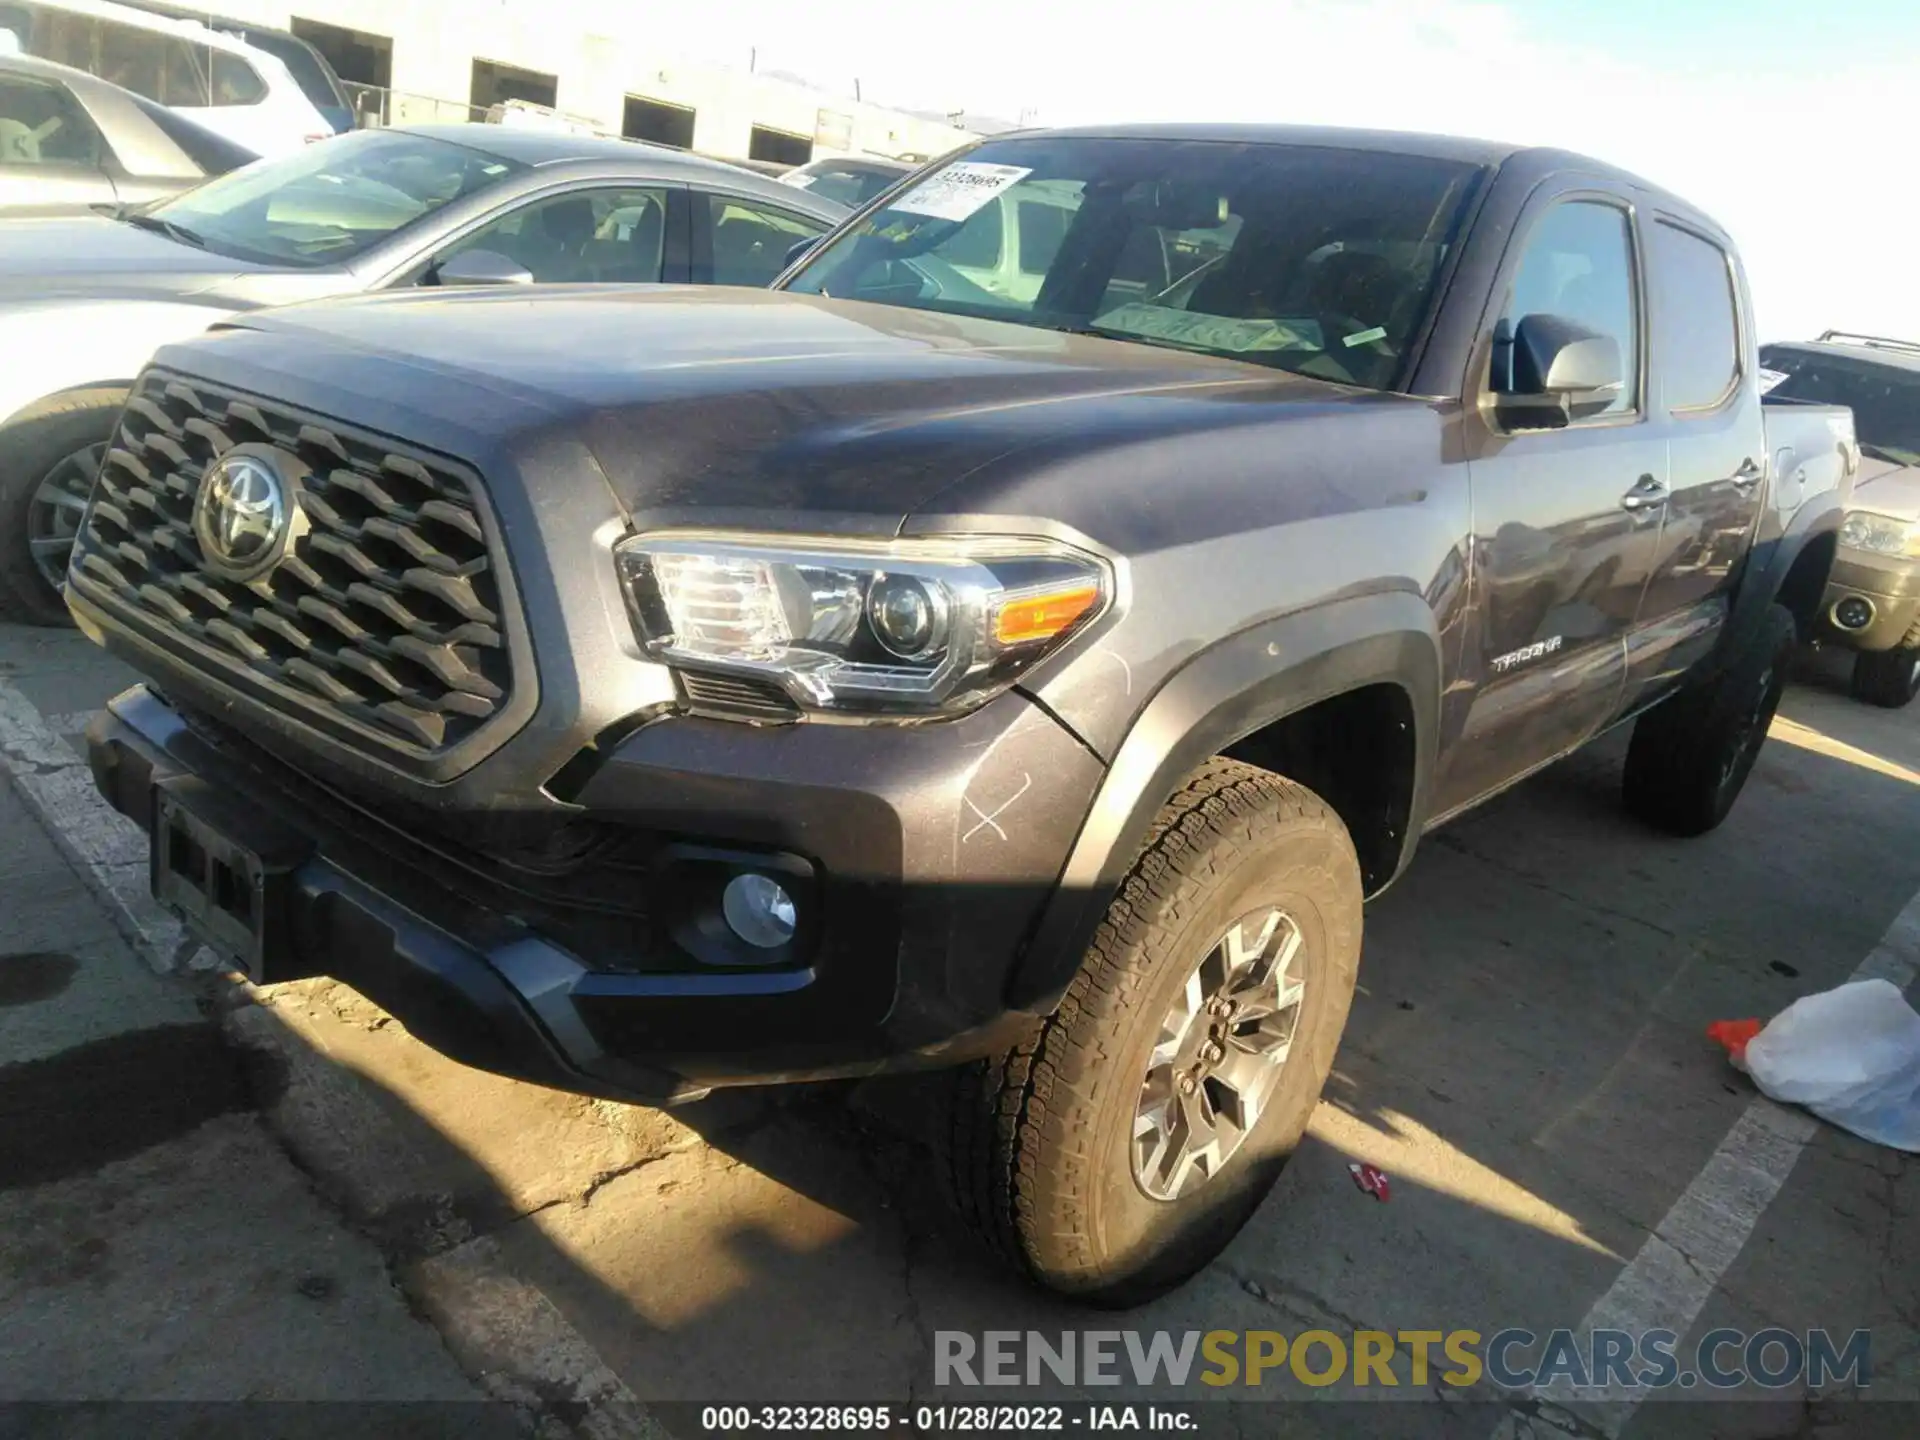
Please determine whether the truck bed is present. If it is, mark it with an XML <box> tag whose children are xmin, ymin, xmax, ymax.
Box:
<box><xmin>1762</xmin><ymin>396</ymin><xmax>1858</xmax><ymax>527</ymax></box>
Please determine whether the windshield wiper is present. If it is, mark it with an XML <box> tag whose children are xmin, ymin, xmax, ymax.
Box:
<box><xmin>122</xmin><ymin>212</ymin><xmax>209</xmax><ymax>250</ymax></box>
<box><xmin>1044</xmin><ymin>321</ymin><xmax>1218</xmax><ymax>356</ymax></box>
<box><xmin>1859</xmin><ymin>442</ymin><xmax>1920</xmax><ymax>467</ymax></box>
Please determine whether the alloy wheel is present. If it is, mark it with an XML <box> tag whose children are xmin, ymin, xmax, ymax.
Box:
<box><xmin>1717</xmin><ymin>656</ymin><xmax>1779</xmax><ymax>796</ymax></box>
<box><xmin>26</xmin><ymin>443</ymin><xmax>104</xmax><ymax>594</ymax></box>
<box><xmin>1133</xmin><ymin>906</ymin><xmax>1309</xmax><ymax>1202</ymax></box>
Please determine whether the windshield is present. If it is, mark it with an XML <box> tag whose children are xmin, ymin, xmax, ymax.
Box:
<box><xmin>1761</xmin><ymin>346</ymin><xmax>1920</xmax><ymax>465</ymax></box>
<box><xmin>143</xmin><ymin>130</ymin><xmax>524</xmax><ymax>267</ymax></box>
<box><xmin>783</xmin><ymin>136</ymin><xmax>1486</xmax><ymax>391</ymax></box>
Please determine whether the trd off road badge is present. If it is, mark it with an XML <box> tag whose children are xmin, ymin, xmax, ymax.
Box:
<box><xmin>1489</xmin><ymin>635</ymin><xmax>1564</xmax><ymax>673</ymax></box>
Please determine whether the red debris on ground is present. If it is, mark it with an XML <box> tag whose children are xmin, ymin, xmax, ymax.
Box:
<box><xmin>1348</xmin><ymin>1162</ymin><xmax>1391</xmax><ymax>1202</ymax></box>
<box><xmin>1708</xmin><ymin>1017</ymin><xmax>1764</xmax><ymax>1064</ymax></box>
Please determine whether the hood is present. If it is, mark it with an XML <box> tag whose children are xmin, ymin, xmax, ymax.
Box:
<box><xmin>1852</xmin><ymin>453</ymin><xmax>1920</xmax><ymax>520</ymax></box>
<box><xmin>0</xmin><ymin>214</ymin><xmax>263</xmax><ymax>302</ymax></box>
<box><xmin>215</xmin><ymin>286</ymin><xmax>1409</xmax><ymax>528</ymax></box>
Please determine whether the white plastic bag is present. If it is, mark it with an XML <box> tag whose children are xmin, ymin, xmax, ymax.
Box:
<box><xmin>1740</xmin><ymin>979</ymin><xmax>1920</xmax><ymax>1152</ymax></box>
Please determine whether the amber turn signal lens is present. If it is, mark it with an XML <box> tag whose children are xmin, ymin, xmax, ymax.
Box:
<box><xmin>993</xmin><ymin>584</ymin><xmax>1100</xmax><ymax>646</ymax></box>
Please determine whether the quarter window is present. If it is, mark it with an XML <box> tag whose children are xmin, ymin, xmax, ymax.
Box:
<box><xmin>0</xmin><ymin>72</ymin><xmax>103</xmax><ymax>168</ymax></box>
<box><xmin>1652</xmin><ymin>221</ymin><xmax>1739</xmax><ymax>411</ymax></box>
<box><xmin>1501</xmin><ymin>200</ymin><xmax>1640</xmax><ymax>417</ymax></box>
<box><xmin>211</xmin><ymin>52</ymin><xmax>266</xmax><ymax>106</ymax></box>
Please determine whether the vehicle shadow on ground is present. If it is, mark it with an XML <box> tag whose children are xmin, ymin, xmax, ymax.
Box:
<box><xmin>209</xmin><ymin>659</ymin><xmax>1919</xmax><ymax>1436</ymax></box>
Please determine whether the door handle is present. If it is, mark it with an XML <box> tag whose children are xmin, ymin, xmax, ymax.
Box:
<box><xmin>1620</xmin><ymin>474</ymin><xmax>1668</xmax><ymax>512</ymax></box>
<box><xmin>1731</xmin><ymin>458</ymin><xmax>1764</xmax><ymax>489</ymax></box>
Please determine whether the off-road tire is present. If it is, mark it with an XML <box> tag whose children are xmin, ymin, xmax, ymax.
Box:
<box><xmin>1622</xmin><ymin>603</ymin><xmax>1796</xmax><ymax>837</ymax></box>
<box><xmin>0</xmin><ymin>391</ymin><xmax>123</xmax><ymax>627</ymax></box>
<box><xmin>942</xmin><ymin>758</ymin><xmax>1364</xmax><ymax>1307</ymax></box>
<box><xmin>1849</xmin><ymin>644</ymin><xmax>1920</xmax><ymax>710</ymax></box>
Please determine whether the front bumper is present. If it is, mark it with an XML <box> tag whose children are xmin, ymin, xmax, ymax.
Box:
<box><xmin>88</xmin><ymin>682</ymin><xmax>1102</xmax><ymax>1102</ymax></box>
<box><xmin>1819</xmin><ymin>551</ymin><xmax>1920</xmax><ymax>652</ymax></box>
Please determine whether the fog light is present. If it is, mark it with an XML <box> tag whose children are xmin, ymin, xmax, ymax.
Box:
<box><xmin>722</xmin><ymin>873</ymin><xmax>797</xmax><ymax>948</ymax></box>
<box><xmin>1833</xmin><ymin>596</ymin><xmax>1875</xmax><ymax>632</ymax></box>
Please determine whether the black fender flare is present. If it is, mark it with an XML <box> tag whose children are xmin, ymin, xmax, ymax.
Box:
<box><xmin>1725</xmin><ymin>485</ymin><xmax>1845</xmax><ymax>656</ymax></box>
<box><xmin>1005</xmin><ymin>588</ymin><xmax>1443</xmax><ymax>1013</ymax></box>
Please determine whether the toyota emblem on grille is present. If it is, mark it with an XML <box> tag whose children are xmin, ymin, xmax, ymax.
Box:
<box><xmin>194</xmin><ymin>450</ymin><xmax>294</xmax><ymax>582</ymax></box>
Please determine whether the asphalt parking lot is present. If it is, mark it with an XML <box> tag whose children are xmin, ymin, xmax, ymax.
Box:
<box><xmin>2</xmin><ymin>619</ymin><xmax>1916</xmax><ymax>1439</ymax></box>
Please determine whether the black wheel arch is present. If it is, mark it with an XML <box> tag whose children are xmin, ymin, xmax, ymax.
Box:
<box><xmin>1004</xmin><ymin>588</ymin><xmax>1442</xmax><ymax>1014</ymax></box>
<box><xmin>1</xmin><ymin>381</ymin><xmax>136</xmax><ymax>432</ymax></box>
<box><xmin>1728</xmin><ymin>489</ymin><xmax>1844</xmax><ymax>651</ymax></box>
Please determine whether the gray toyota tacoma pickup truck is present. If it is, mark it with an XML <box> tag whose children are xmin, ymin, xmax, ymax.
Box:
<box><xmin>69</xmin><ymin>124</ymin><xmax>1855</xmax><ymax>1305</ymax></box>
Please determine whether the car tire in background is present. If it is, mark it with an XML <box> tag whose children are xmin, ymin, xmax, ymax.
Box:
<box><xmin>0</xmin><ymin>391</ymin><xmax>123</xmax><ymax>628</ymax></box>
<box><xmin>942</xmin><ymin>759</ymin><xmax>1363</xmax><ymax>1306</ymax></box>
<box><xmin>1622</xmin><ymin>602</ymin><xmax>1797</xmax><ymax>837</ymax></box>
<box><xmin>1849</xmin><ymin>643</ymin><xmax>1920</xmax><ymax>710</ymax></box>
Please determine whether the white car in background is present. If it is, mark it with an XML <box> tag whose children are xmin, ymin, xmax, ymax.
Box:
<box><xmin>0</xmin><ymin>0</ymin><xmax>331</xmax><ymax>155</ymax></box>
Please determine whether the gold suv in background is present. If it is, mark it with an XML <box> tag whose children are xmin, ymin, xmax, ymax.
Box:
<box><xmin>1760</xmin><ymin>332</ymin><xmax>1920</xmax><ymax>708</ymax></box>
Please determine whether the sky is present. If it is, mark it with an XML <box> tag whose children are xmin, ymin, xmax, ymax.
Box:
<box><xmin>630</xmin><ymin>0</ymin><xmax>1919</xmax><ymax>344</ymax></box>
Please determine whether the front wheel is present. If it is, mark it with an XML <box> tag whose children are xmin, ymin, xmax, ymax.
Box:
<box><xmin>1622</xmin><ymin>603</ymin><xmax>1796</xmax><ymax>837</ymax></box>
<box><xmin>1850</xmin><ymin>644</ymin><xmax>1920</xmax><ymax>710</ymax></box>
<box><xmin>0</xmin><ymin>391</ymin><xmax>123</xmax><ymax>627</ymax></box>
<box><xmin>943</xmin><ymin>759</ymin><xmax>1363</xmax><ymax>1306</ymax></box>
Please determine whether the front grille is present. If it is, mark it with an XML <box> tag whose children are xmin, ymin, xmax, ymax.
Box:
<box><xmin>74</xmin><ymin>372</ymin><xmax>515</xmax><ymax>757</ymax></box>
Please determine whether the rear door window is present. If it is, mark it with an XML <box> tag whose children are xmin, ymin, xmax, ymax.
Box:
<box><xmin>1651</xmin><ymin>221</ymin><xmax>1740</xmax><ymax>411</ymax></box>
<box><xmin>703</xmin><ymin>195</ymin><xmax>830</xmax><ymax>287</ymax></box>
<box><xmin>95</xmin><ymin>19</ymin><xmax>210</xmax><ymax>106</ymax></box>
<box><xmin>942</xmin><ymin>201</ymin><xmax>1002</xmax><ymax>270</ymax></box>
<box><xmin>1016</xmin><ymin>198</ymin><xmax>1072</xmax><ymax>275</ymax></box>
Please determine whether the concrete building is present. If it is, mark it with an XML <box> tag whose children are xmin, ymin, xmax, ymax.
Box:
<box><xmin>177</xmin><ymin>0</ymin><xmax>981</xmax><ymax>164</ymax></box>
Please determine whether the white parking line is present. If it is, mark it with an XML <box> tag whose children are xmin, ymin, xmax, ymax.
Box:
<box><xmin>0</xmin><ymin>676</ymin><xmax>664</xmax><ymax>1438</ymax></box>
<box><xmin>1496</xmin><ymin>886</ymin><xmax>1920</xmax><ymax>1437</ymax></box>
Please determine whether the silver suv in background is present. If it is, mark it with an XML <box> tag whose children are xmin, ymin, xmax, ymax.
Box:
<box><xmin>0</xmin><ymin>47</ymin><xmax>254</xmax><ymax>214</ymax></box>
<box><xmin>0</xmin><ymin>0</ymin><xmax>333</xmax><ymax>154</ymax></box>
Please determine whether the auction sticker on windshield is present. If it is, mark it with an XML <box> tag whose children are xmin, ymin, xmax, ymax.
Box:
<box><xmin>890</xmin><ymin>163</ymin><xmax>1032</xmax><ymax>222</ymax></box>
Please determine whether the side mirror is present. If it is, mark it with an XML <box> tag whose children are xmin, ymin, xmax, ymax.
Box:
<box><xmin>1494</xmin><ymin>313</ymin><xmax>1624</xmax><ymax>429</ymax></box>
<box><xmin>783</xmin><ymin>236</ymin><xmax>820</xmax><ymax>271</ymax></box>
<box><xmin>433</xmin><ymin>249</ymin><xmax>535</xmax><ymax>288</ymax></box>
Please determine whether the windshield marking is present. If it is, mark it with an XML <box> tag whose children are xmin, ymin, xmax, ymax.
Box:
<box><xmin>889</xmin><ymin>163</ymin><xmax>1033</xmax><ymax>222</ymax></box>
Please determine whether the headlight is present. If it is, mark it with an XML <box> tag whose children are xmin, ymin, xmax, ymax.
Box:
<box><xmin>614</xmin><ymin>532</ymin><xmax>1111</xmax><ymax>717</ymax></box>
<box><xmin>1839</xmin><ymin>511</ymin><xmax>1920</xmax><ymax>558</ymax></box>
